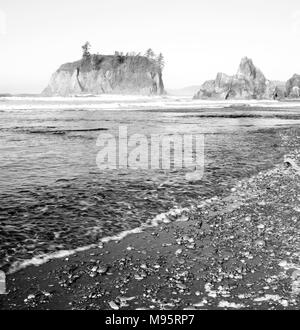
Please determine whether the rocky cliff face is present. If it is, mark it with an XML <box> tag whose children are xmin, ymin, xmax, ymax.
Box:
<box><xmin>43</xmin><ymin>54</ymin><xmax>165</xmax><ymax>96</ymax></box>
<box><xmin>194</xmin><ymin>57</ymin><xmax>284</xmax><ymax>100</ymax></box>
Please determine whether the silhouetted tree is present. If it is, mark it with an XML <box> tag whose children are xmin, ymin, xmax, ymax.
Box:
<box><xmin>145</xmin><ymin>48</ymin><xmax>155</xmax><ymax>60</ymax></box>
<box><xmin>156</xmin><ymin>53</ymin><xmax>165</xmax><ymax>70</ymax></box>
<box><xmin>113</xmin><ymin>51</ymin><xmax>125</xmax><ymax>67</ymax></box>
<box><xmin>82</xmin><ymin>42</ymin><xmax>91</xmax><ymax>59</ymax></box>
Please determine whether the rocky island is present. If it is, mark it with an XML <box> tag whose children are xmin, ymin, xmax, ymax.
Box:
<box><xmin>43</xmin><ymin>44</ymin><xmax>165</xmax><ymax>96</ymax></box>
<box><xmin>194</xmin><ymin>57</ymin><xmax>287</xmax><ymax>100</ymax></box>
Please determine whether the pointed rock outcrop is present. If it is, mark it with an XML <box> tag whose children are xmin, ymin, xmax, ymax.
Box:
<box><xmin>285</xmin><ymin>74</ymin><xmax>300</xmax><ymax>98</ymax></box>
<box><xmin>194</xmin><ymin>57</ymin><xmax>284</xmax><ymax>100</ymax></box>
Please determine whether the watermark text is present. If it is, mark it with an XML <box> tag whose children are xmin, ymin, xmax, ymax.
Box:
<box><xmin>96</xmin><ymin>126</ymin><xmax>205</xmax><ymax>181</ymax></box>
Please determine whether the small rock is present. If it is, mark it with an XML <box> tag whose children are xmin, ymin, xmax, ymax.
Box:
<box><xmin>108</xmin><ymin>301</ymin><xmax>119</xmax><ymax>310</ymax></box>
<box><xmin>177</xmin><ymin>215</ymin><xmax>189</xmax><ymax>222</ymax></box>
<box><xmin>98</xmin><ymin>266</ymin><xmax>108</xmax><ymax>275</ymax></box>
<box><xmin>254</xmin><ymin>239</ymin><xmax>265</xmax><ymax>248</ymax></box>
<box><xmin>176</xmin><ymin>283</ymin><xmax>187</xmax><ymax>290</ymax></box>
<box><xmin>134</xmin><ymin>274</ymin><xmax>144</xmax><ymax>281</ymax></box>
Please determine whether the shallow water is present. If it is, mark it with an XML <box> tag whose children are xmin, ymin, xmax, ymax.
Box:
<box><xmin>1</xmin><ymin>98</ymin><xmax>300</xmax><ymax>270</ymax></box>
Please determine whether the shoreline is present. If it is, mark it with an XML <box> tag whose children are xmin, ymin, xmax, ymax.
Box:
<box><xmin>7</xmin><ymin>206</ymin><xmax>193</xmax><ymax>275</ymax></box>
<box><xmin>1</xmin><ymin>150</ymin><xmax>300</xmax><ymax>310</ymax></box>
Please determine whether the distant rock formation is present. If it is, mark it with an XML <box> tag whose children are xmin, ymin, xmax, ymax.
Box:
<box><xmin>194</xmin><ymin>57</ymin><xmax>285</xmax><ymax>100</ymax></box>
<box><xmin>285</xmin><ymin>74</ymin><xmax>300</xmax><ymax>98</ymax></box>
<box><xmin>43</xmin><ymin>54</ymin><xmax>165</xmax><ymax>96</ymax></box>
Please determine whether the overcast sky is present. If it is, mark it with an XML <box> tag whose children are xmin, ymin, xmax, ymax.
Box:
<box><xmin>0</xmin><ymin>0</ymin><xmax>300</xmax><ymax>93</ymax></box>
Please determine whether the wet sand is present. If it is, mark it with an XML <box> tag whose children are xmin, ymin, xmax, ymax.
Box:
<box><xmin>1</xmin><ymin>148</ymin><xmax>300</xmax><ymax>310</ymax></box>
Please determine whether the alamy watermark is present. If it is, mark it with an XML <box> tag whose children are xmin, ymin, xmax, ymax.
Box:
<box><xmin>0</xmin><ymin>9</ymin><xmax>7</xmax><ymax>36</ymax></box>
<box><xmin>96</xmin><ymin>126</ymin><xmax>205</xmax><ymax>181</ymax></box>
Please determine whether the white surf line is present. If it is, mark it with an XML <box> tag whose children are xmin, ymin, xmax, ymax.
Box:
<box><xmin>2</xmin><ymin>98</ymin><xmax>300</xmax><ymax>112</ymax></box>
<box><xmin>7</xmin><ymin>156</ymin><xmax>291</xmax><ymax>275</ymax></box>
<box><xmin>7</xmin><ymin>206</ymin><xmax>195</xmax><ymax>274</ymax></box>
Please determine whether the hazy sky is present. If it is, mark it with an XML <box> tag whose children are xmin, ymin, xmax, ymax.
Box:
<box><xmin>0</xmin><ymin>0</ymin><xmax>300</xmax><ymax>93</ymax></box>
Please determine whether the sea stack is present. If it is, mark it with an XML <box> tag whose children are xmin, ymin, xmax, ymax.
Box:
<box><xmin>43</xmin><ymin>53</ymin><xmax>165</xmax><ymax>96</ymax></box>
<box><xmin>194</xmin><ymin>57</ymin><xmax>285</xmax><ymax>100</ymax></box>
<box><xmin>285</xmin><ymin>74</ymin><xmax>300</xmax><ymax>98</ymax></box>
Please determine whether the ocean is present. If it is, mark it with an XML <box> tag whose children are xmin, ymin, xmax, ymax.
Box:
<box><xmin>1</xmin><ymin>96</ymin><xmax>300</xmax><ymax>272</ymax></box>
